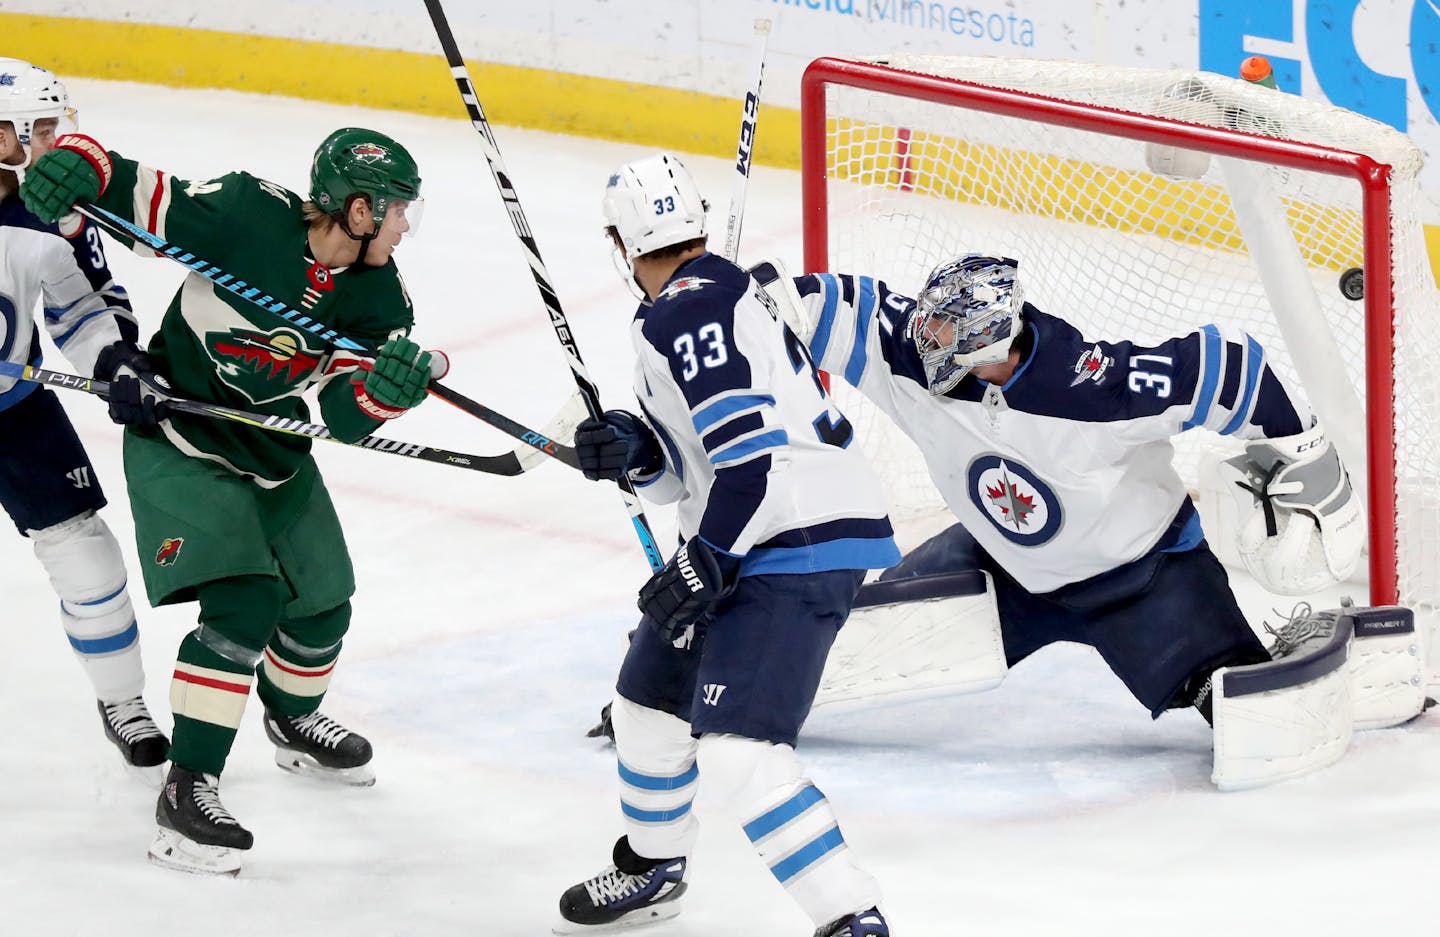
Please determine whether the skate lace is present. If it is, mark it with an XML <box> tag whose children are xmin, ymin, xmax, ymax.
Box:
<box><xmin>583</xmin><ymin>866</ymin><xmax>648</xmax><ymax>907</ymax></box>
<box><xmin>192</xmin><ymin>775</ymin><xmax>240</xmax><ymax>828</ymax></box>
<box><xmin>1263</xmin><ymin>601</ymin><xmax>1332</xmax><ymax>658</ymax></box>
<box><xmin>102</xmin><ymin>697</ymin><xmax>163</xmax><ymax>743</ymax></box>
<box><xmin>289</xmin><ymin>712</ymin><xmax>351</xmax><ymax>749</ymax></box>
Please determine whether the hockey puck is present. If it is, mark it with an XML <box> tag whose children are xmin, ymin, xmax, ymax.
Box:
<box><xmin>1339</xmin><ymin>266</ymin><xmax>1364</xmax><ymax>301</ymax></box>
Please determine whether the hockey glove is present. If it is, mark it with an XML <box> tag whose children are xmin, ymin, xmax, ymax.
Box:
<box><xmin>575</xmin><ymin>410</ymin><xmax>664</xmax><ymax>482</ymax></box>
<box><xmin>354</xmin><ymin>337</ymin><xmax>432</xmax><ymax>421</ymax></box>
<box><xmin>638</xmin><ymin>536</ymin><xmax>740</xmax><ymax>639</ymax></box>
<box><xmin>20</xmin><ymin>135</ymin><xmax>113</xmax><ymax>224</ymax></box>
<box><xmin>95</xmin><ymin>340</ymin><xmax>172</xmax><ymax>427</ymax></box>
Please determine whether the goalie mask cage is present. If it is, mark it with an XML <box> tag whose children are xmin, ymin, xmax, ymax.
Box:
<box><xmin>800</xmin><ymin>55</ymin><xmax>1440</xmax><ymax>633</ymax></box>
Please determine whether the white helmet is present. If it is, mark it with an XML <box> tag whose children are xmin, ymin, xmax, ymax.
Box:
<box><xmin>0</xmin><ymin>58</ymin><xmax>77</xmax><ymax>171</ymax></box>
<box><xmin>602</xmin><ymin>151</ymin><xmax>709</xmax><ymax>260</ymax></box>
<box><xmin>912</xmin><ymin>255</ymin><xmax>1024</xmax><ymax>395</ymax></box>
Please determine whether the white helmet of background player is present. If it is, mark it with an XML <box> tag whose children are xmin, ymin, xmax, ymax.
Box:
<box><xmin>0</xmin><ymin>59</ymin><xmax>78</xmax><ymax>172</ymax></box>
<box><xmin>912</xmin><ymin>254</ymin><xmax>1024</xmax><ymax>395</ymax></box>
<box><xmin>602</xmin><ymin>151</ymin><xmax>708</xmax><ymax>279</ymax></box>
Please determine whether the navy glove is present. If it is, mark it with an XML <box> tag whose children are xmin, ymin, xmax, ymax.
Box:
<box><xmin>95</xmin><ymin>341</ymin><xmax>172</xmax><ymax>427</ymax></box>
<box><xmin>638</xmin><ymin>536</ymin><xmax>740</xmax><ymax>638</ymax></box>
<box><xmin>575</xmin><ymin>409</ymin><xmax>663</xmax><ymax>482</ymax></box>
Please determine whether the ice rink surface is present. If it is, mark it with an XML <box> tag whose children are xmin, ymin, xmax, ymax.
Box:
<box><xmin>3</xmin><ymin>80</ymin><xmax>1436</xmax><ymax>936</ymax></box>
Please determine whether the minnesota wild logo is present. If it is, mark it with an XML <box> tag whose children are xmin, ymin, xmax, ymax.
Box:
<box><xmin>205</xmin><ymin>327</ymin><xmax>324</xmax><ymax>404</ymax></box>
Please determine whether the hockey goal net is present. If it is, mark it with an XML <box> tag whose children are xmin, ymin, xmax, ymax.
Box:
<box><xmin>800</xmin><ymin>55</ymin><xmax>1440</xmax><ymax>635</ymax></box>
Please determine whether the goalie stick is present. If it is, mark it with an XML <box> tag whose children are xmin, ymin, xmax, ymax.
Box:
<box><xmin>422</xmin><ymin>0</ymin><xmax>664</xmax><ymax>572</ymax></box>
<box><xmin>722</xmin><ymin>18</ymin><xmax>772</xmax><ymax>262</ymax></box>
<box><xmin>72</xmin><ymin>202</ymin><xmax>577</xmax><ymax>469</ymax></box>
<box><xmin>0</xmin><ymin>360</ymin><xmax>581</xmax><ymax>476</ymax></box>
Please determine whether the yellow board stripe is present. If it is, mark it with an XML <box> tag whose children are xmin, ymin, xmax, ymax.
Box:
<box><xmin>4</xmin><ymin>12</ymin><xmax>1434</xmax><ymax>284</ymax></box>
<box><xmin>1</xmin><ymin>12</ymin><xmax>801</xmax><ymax>169</ymax></box>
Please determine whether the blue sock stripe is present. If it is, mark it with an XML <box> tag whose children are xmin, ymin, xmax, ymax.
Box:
<box><xmin>66</xmin><ymin>582</ymin><xmax>127</xmax><ymax>608</ymax></box>
<box><xmin>618</xmin><ymin>760</ymin><xmax>699</xmax><ymax>792</ymax></box>
<box><xmin>768</xmin><ymin>825</ymin><xmax>845</xmax><ymax>883</ymax></box>
<box><xmin>65</xmin><ymin>618</ymin><xmax>139</xmax><ymax>655</ymax></box>
<box><xmin>620</xmin><ymin>799</ymin><xmax>693</xmax><ymax>824</ymax></box>
<box><xmin>743</xmin><ymin>784</ymin><xmax>826</xmax><ymax>842</ymax></box>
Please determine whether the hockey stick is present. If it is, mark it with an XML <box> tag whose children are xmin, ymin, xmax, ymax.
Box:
<box><xmin>72</xmin><ymin>201</ymin><xmax>580</xmax><ymax>469</ymax></box>
<box><xmin>421</xmin><ymin>0</ymin><xmax>665</xmax><ymax>572</ymax></box>
<box><xmin>0</xmin><ymin>360</ymin><xmax>582</xmax><ymax>475</ymax></box>
<box><xmin>722</xmin><ymin>18</ymin><xmax>772</xmax><ymax>262</ymax></box>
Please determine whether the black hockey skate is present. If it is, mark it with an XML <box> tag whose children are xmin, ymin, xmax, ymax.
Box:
<box><xmin>149</xmin><ymin>765</ymin><xmax>253</xmax><ymax>876</ymax></box>
<box><xmin>263</xmin><ymin>709</ymin><xmax>375</xmax><ymax>786</ymax></box>
<box><xmin>554</xmin><ymin>836</ymin><xmax>687</xmax><ymax>934</ymax></box>
<box><xmin>815</xmin><ymin>907</ymin><xmax>890</xmax><ymax>937</ymax></box>
<box><xmin>97</xmin><ymin>696</ymin><xmax>170</xmax><ymax>769</ymax></box>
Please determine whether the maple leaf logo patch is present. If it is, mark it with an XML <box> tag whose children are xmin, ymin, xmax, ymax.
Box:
<box><xmin>966</xmin><ymin>454</ymin><xmax>1063</xmax><ymax>546</ymax></box>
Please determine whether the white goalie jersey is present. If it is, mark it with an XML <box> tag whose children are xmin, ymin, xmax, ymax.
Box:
<box><xmin>0</xmin><ymin>202</ymin><xmax>136</xmax><ymax>409</ymax></box>
<box><xmin>782</xmin><ymin>270</ymin><xmax>1316</xmax><ymax>593</ymax></box>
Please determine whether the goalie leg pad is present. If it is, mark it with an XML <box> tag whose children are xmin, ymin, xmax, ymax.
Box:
<box><xmin>816</xmin><ymin>570</ymin><xmax>1004</xmax><ymax>709</ymax></box>
<box><xmin>1212</xmin><ymin>612</ymin><xmax>1354</xmax><ymax>791</ymax></box>
<box><xmin>611</xmin><ymin>696</ymin><xmax>700</xmax><ymax>862</ymax></box>
<box><xmin>30</xmin><ymin>510</ymin><xmax>145</xmax><ymax>701</ymax></box>
<box><xmin>1345</xmin><ymin>605</ymin><xmax>1426</xmax><ymax>730</ymax></box>
<box><xmin>697</xmin><ymin>734</ymin><xmax>882</xmax><ymax>929</ymax></box>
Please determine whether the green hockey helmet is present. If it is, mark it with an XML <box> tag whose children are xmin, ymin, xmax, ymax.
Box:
<box><xmin>309</xmin><ymin>127</ymin><xmax>422</xmax><ymax>231</ymax></box>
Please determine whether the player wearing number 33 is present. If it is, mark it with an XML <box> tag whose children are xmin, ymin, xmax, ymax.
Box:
<box><xmin>558</xmin><ymin>152</ymin><xmax>900</xmax><ymax>937</ymax></box>
<box><xmin>755</xmin><ymin>251</ymin><xmax>1407</xmax><ymax>789</ymax></box>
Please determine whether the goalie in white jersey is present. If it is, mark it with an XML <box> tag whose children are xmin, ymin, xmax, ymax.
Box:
<box><xmin>756</xmin><ymin>251</ymin><xmax>1365</xmax><ymax>731</ymax></box>
<box><xmin>553</xmin><ymin>153</ymin><xmax>899</xmax><ymax>937</ymax></box>
<box><xmin>0</xmin><ymin>60</ymin><xmax>168</xmax><ymax>771</ymax></box>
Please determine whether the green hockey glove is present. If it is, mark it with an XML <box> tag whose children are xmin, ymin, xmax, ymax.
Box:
<box><xmin>20</xmin><ymin>134</ymin><xmax>113</xmax><ymax>224</ymax></box>
<box><xmin>353</xmin><ymin>337</ymin><xmax>433</xmax><ymax>420</ymax></box>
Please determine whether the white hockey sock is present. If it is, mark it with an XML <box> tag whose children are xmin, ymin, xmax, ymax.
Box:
<box><xmin>31</xmin><ymin>512</ymin><xmax>145</xmax><ymax>701</ymax></box>
<box><xmin>698</xmin><ymin>734</ymin><xmax>882</xmax><ymax>927</ymax></box>
<box><xmin>611</xmin><ymin>696</ymin><xmax>700</xmax><ymax>861</ymax></box>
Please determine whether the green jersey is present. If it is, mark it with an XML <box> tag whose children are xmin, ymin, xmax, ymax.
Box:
<box><xmin>95</xmin><ymin>153</ymin><xmax>414</xmax><ymax>486</ymax></box>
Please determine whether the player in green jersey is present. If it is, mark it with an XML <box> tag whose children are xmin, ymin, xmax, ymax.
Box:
<box><xmin>23</xmin><ymin>126</ymin><xmax>436</xmax><ymax>876</ymax></box>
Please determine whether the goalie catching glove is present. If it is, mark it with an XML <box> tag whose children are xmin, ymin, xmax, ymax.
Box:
<box><xmin>95</xmin><ymin>340</ymin><xmax>173</xmax><ymax>427</ymax></box>
<box><xmin>353</xmin><ymin>337</ymin><xmax>435</xmax><ymax>420</ymax></box>
<box><xmin>1222</xmin><ymin>420</ymin><xmax>1363</xmax><ymax>594</ymax></box>
<box><xmin>638</xmin><ymin>536</ymin><xmax>740</xmax><ymax>638</ymax></box>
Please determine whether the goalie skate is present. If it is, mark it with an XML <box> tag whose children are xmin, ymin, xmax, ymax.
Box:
<box><xmin>263</xmin><ymin>710</ymin><xmax>376</xmax><ymax>786</ymax></box>
<box><xmin>148</xmin><ymin>766</ymin><xmax>252</xmax><ymax>876</ymax></box>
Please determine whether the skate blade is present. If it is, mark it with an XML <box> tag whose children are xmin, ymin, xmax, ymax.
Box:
<box><xmin>124</xmin><ymin>760</ymin><xmax>167</xmax><ymax>789</ymax></box>
<box><xmin>274</xmin><ymin>749</ymin><xmax>376</xmax><ymax>787</ymax></box>
<box><xmin>147</xmin><ymin>827</ymin><xmax>244</xmax><ymax>877</ymax></box>
<box><xmin>550</xmin><ymin>899</ymin><xmax>684</xmax><ymax>935</ymax></box>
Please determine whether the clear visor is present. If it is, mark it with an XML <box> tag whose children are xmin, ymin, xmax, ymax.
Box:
<box><xmin>379</xmin><ymin>196</ymin><xmax>424</xmax><ymax>237</ymax></box>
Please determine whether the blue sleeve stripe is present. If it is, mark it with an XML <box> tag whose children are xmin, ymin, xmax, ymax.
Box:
<box><xmin>618</xmin><ymin>760</ymin><xmax>699</xmax><ymax>791</ymax></box>
<box><xmin>52</xmin><ymin>310</ymin><xmax>110</xmax><ymax>349</ymax></box>
<box><xmin>743</xmin><ymin>784</ymin><xmax>825</xmax><ymax>841</ymax></box>
<box><xmin>1181</xmin><ymin>325</ymin><xmax>1222</xmax><ymax>431</ymax></box>
<box><xmin>768</xmin><ymin>826</ymin><xmax>845</xmax><ymax>883</ymax></box>
<box><xmin>1219</xmin><ymin>335</ymin><xmax>1265</xmax><ymax>436</ymax></box>
<box><xmin>43</xmin><ymin>295</ymin><xmax>88</xmax><ymax>321</ymax></box>
<box><xmin>710</xmin><ymin>429</ymin><xmax>788</xmax><ymax>465</ymax></box>
<box><xmin>64</xmin><ymin>619</ymin><xmax>138</xmax><ymax>655</ymax></box>
<box><xmin>809</xmin><ymin>274</ymin><xmax>840</xmax><ymax>363</ymax></box>
<box><xmin>741</xmin><ymin>536</ymin><xmax>902</xmax><ymax>576</ymax></box>
<box><xmin>843</xmin><ymin>276</ymin><xmax>877</xmax><ymax>385</ymax></box>
<box><xmin>691</xmin><ymin>393</ymin><xmax>775</xmax><ymax>434</ymax></box>
<box><xmin>620</xmin><ymin>800</ymin><xmax>693</xmax><ymax>824</ymax></box>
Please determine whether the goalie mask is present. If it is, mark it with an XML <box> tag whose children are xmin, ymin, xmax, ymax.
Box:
<box><xmin>913</xmin><ymin>255</ymin><xmax>1024</xmax><ymax>395</ymax></box>
<box><xmin>310</xmin><ymin>127</ymin><xmax>424</xmax><ymax>237</ymax></box>
<box><xmin>602</xmin><ymin>151</ymin><xmax>709</xmax><ymax>267</ymax></box>
<box><xmin>0</xmin><ymin>59</ymin><xmax>78</xmax><ymax>172</ymax></box>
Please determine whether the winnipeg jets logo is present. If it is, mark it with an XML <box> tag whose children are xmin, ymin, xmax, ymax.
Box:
<box><xmin>966</xmin><ymin>454</ymin><xmax>1063</xmax><ymax>546</ymax></box>
<box><xmin>657</xmin><ymin>277</ymin><xmax>714</xmax><ymax>302</ymax></box>
<box><xmin>0</xmin><ymin>73</ymin><xmax>15</xmax><ymax>87</ymax></box>
<box><xmin>1070</xmin><ymin>344</ymin><xmax>1114</xmax><ymax>386</ymax></box>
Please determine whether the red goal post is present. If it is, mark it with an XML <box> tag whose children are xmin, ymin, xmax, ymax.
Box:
<box><xmin>799</xmin><ymin>55</ymin><xmax>1440</xmax><ymax>621</ymax></box>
